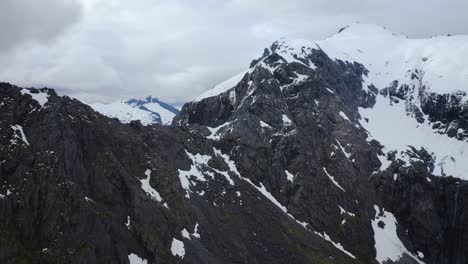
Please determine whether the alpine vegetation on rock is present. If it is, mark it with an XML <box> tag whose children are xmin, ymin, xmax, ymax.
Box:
<box><xmin>1</xmin><ymin>23</ymin><xmax>468</xmax><ymax>264</ymax></box>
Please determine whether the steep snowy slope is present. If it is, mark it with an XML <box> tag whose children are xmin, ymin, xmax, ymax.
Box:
<box><xmin>91</xmin><ymin>96</ymin><xmax>179</xmax><ymax>125</ymax></box>
<box><xmin>321</xmin><ymin>24</ymin><xmax>468</xmax><ymax>180</ymax></box>
<box><xmin>195</xmin><ymin>70</ymin><xmax>249</xmax><ymax>102</ymax></box>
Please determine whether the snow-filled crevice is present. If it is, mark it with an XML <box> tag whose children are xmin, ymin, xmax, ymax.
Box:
<box><xmin>140</xmin><ymin>169</ymin><xmax>168</xmax><ymax>208</ymax></box>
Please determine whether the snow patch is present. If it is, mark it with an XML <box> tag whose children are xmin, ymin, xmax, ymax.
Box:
<box><xmin>359</xmin><ymin>95</ymin><xmax>468</xmax><ymax>179</ymax></box>
<box><xmin>256</xmin><ymin>183</ymin><xmax>288</xmax><ymax>213</ymax></box>
<box><xmin>282</xmin><ymin>114</ymin><xmax>292</xmax><ymax>126</ymax></box>
<box><xmin>282</xmin><ymin>72</ymin><xmax>309</xmax><ymax>90</ymax></box>
<box><xmin>372</xmin><ymin>205</ymin><xmax>424</xmax><ymax>264</ymax></box>
<box><xmin>128</xmin><ymin>253</ymin><xmax>147</xmax><ymax>264</ymax></box>
<box><xmin>178</xmin><ymin>151</ymin><xmax>213</xmax><ymax>198</ymax></box>
<box><xmin>285</xmin><ymin>170</ymin><xmax>295</xmax><ymax>182</ymax></box>
<box><xmin>21</xmin><ymin>89</ymin><xmax>49</xmax><ymax>107</ymax></box>
<box><xmin>125</xmin><ymin>216</ymin><xmax>131</xmax><ymax>230</ymax></box>
<box><xmin>181</xmin><ymin>229</ymin><xmax>190</xmax><ymax>239</ymax></box>
<box><xmin>339</xmin><ymin>111</ymin><xmax>351</xmax><ymax>122</ymax></box>
<box><xmin>84</xmin><ymin>197</ymin><xmax>95</xmax><ymax>203</ymax></box>
<box><xmin>260</xmin><ymin>120</ymin><xmax>272</xmax><ymax>129</ymax></box>
<box><xmin>207</xmin><ymin>121</ymin><xmax>233</xmax><ymax>140</ymax></box>
<box><xmin>338</xmin><ymin>205</ymin><xmax>355</xmax><ymax>217</ymax></box>
<box><xmin>170</xmin><ymin>238</ymin><xmax>185</xmax><ymax>259</ymax></box>
<box><xmin>213</xmin><ymin>148</ymin><xmax>241</xmax><ymax>178</ymax></box>
<box><xmin>336</xmin><ymin>140</ymin><xmax>352</xmax><ymax>160</ymax></box>
<box><xmin>0</xmin><ymin>189</ymin><xmax>10</xmax><ymax>199</ymax></box>
<box><xmin>10</xmin><ymin>125</ymin><xmax>30</xmax><ymax>145</ymax></box>
<box><xmin>192</xmin><ymin>222</ymin><xmax>200</xmax><ymax>239</ymax></box>
<box><xmin>140</xmin><ymin>169</ymin><xmax>168</xmax><ymax>207</ymax></box>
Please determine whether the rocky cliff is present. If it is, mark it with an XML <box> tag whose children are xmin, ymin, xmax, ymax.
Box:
<box><xmin>1</xmin><ymin>23</ymin><xmax>468</xmax><ymax>264</ymax></box>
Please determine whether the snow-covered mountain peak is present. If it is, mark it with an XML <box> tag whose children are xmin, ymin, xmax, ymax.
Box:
<box><xmin>91</xmin><ymin>96</ymin><xmax>180</xmax><ymax>126</ymax></box>
<box><xmin>197</xmin><ymin>23</ymin><xmax>468</xmax><ymax>103</ymax></box>
<box><xmin>317</xmin><ymin>24</ymin><xmax>468</xmax><ymax>98</ymax></box>
<box><xmin>270</xmin><ymin>23</ymin><xmax>401</xmax><ymax>56</ymax></box>
<box><xmin>186</xmin><ymin>24</ymin><xmax>468</xmax><ymax>181</ymax></box>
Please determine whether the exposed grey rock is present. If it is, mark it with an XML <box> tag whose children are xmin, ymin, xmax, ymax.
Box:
<box><xmin>1</xmin><ymin>36</ymin><xmax>468</xmax><ymax>264</ymax></box>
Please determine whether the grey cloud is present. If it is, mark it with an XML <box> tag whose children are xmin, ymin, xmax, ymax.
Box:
<box><xmin>0</xmin><ymin>0</ymin><xmax>82</xmax><ymax>52</ymax></box>
<box><xmin>0</xmin><ymin>0</ymin><xmax>467</xmax><ymax>104</ymax></box>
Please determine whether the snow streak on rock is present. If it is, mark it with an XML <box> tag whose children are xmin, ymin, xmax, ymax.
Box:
<box><xmin>314</xmin><ymin>231</ymin><xmax>356</xmax><ymax>259</ymax></box>
<box><xmin>322</xmin><ymin>168</ymin><xmax>345</xmax><ymax>191</ymax></box>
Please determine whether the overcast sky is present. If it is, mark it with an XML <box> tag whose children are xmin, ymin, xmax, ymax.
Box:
<box><xmin>1</xmin><ymin>0</ymin><xmax>467</xmax><ymax>104</ymax></box>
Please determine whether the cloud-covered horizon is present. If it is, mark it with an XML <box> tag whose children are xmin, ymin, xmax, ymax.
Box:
<box><xmin>1</xmin><ymin>0</ymin><xmax>467</xmax><ymax>104</ymax></box>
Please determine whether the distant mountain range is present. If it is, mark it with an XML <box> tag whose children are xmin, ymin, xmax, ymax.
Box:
<box><xmin>91</xmin><ymin>96</ymin><xmax>180</xmax><ymax>125</ymax></box>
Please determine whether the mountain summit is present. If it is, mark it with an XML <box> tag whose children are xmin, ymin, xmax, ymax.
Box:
<box><xmin>188</xmin><ymin>22</ymin><xmax>468</xmax><ymax>178</ymax></box>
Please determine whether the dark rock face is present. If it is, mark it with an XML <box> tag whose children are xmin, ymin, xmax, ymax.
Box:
<box><xmin>1</xmin><ymin>40</ymin><xmax>468</xmax><ymax>264</ymax></box>
<box><xmin>176</xmin><ymin>48</ymin><xmax>381</xmax><ymax>263</ymax></box>
<box><xmin>421</xmin><ymin>92</ymin><xmax>468</xmax><ymax>140</ymax></box>
<box><xmin>0</xmin><ymin>83</ymin><xmax>355</xmax><ymax>263</ymax></box>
